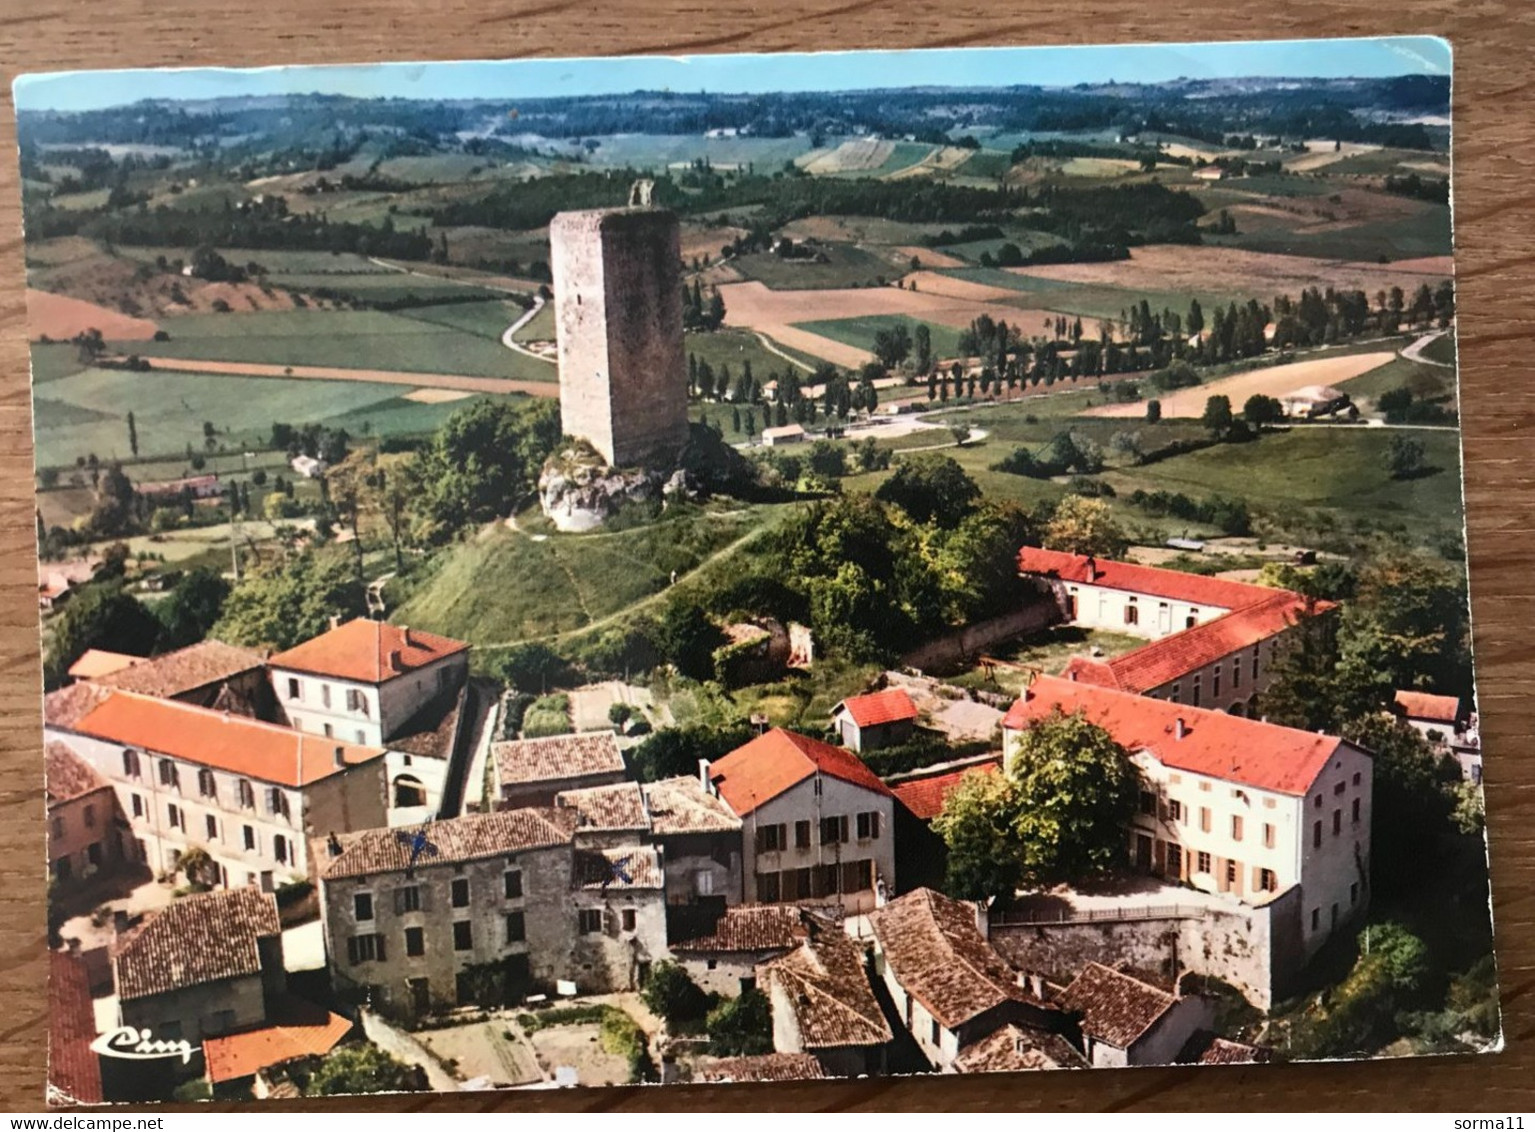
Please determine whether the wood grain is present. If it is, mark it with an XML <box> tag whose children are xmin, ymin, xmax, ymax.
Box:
<box><xmin>1</xmin><ymin>2</ymin><xmax>1532</xmax><ymax>1112</ymax></box>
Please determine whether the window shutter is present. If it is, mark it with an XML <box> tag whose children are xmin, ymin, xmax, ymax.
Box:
<box><xmin>375</xmin><ymin>934</ymin><xmax>386</xmax><ymax>962</ymax></box>
<box><xmin>419</xmin><ymin>885</ymin><xmax>432</xmax><ymax>912</ymax></box>
<box><xmin>347</xmin><ymin>937</ymin><xmax>359</xmax><ymax>965</ymax></box>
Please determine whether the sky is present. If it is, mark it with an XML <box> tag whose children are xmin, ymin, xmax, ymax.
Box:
<box><xmin>13</xmin><ymin>36</ymin><xmax>1450</xmax><ymax>114</ymax></box>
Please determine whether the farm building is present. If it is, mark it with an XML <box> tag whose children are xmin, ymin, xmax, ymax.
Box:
<box><xmin>290</xmin><ymin>455</ymin><xmax>326</xmax><ymax>479</ymax></box>
<box><xmin>139</xmin><ymin>474</ymin><xmax>223</xmax><ymax>500</ymax></box>
<box><xmin>1055</xmin><ymin>963</ymin><xmax>1213</xmax><ymax>1068</ymax></box>
<box><xmin>1394</xmin><ymin>689</ymin><xmax>1482</xmax><ymax>783</ymax></box>
<box><xmin>1278</xmin><ymin>385</ymin><xmax>1350</xmax><ymax>418</ymax></box>
<box><xmin>831</xmin><ymin>688</ymin><xmax>919</xmax><ymax>752</ymax></box>
<box><xmin>760</xmin><ymin>423</ymin><xmax>807</xmax><ymax>447</ymax></box>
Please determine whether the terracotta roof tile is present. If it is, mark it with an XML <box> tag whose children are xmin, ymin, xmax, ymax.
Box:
<box><xmin>869</xmin><ymin>889</ymin><xmax>1050</xmax><ymax>1029</ymax></box>
<box><xmin>953</xmin><ymin>1024</ymin><xmax>1088</xmax><ymax>1073</ymax></box>
<box><xmin>44</xmin><ymin>682</ymin><xmax>113</xmax><ymax>729</ymax></box>
<box><xmin>1394</xmin><ymin>690</ymin><xmax>1460</xmax><ymax>724</ymax></box>
<box><xmin>642</xmin><ymin>776</ymin><xmax>742</xmax><ymax>835</ymax></box>
<box><xmin>49</xmin><ymin>951</ymin><xmax>103</xmax><ymax>1106</ymax></box>
<box><xmin>202</xmin><ymin>998</ymin><xmax>354</xmax><ymax>1084</ymax></box>
<box><xmin>573</xmin><ymin>845</ymin><xmax>662</xmax><ymax>891</ymax></box>
<box><xmin>708</xmin><ymin>728</ymin><xmax>893</xmax><ymax>816</ymax></box>
<box><xmin>1003</xmin><ymin>675</ymin><xmax>1346</xmax><ymax>796</ymax></box>
<box><xmin>693</xmin><ymin>1053</ymin><xmax>825</xmax><ymax>1083</ymax></box>
<box><xmin>889</xmin><ymin>758</ymin><xmax>1001</xmax><ymax>821</ymax></box>
<box><xmin>835</xmin><ymin>688</ymin><xmax>919</xmax><ymax>729</ymax></box>
<box><xmin>1017</xmin><ymin>548</ymin><xmax>1278</xmax><ymax>610</ymax></box>
<box><xmin>494</xmin><ymin>731</ymin><xmax>626</xmax><ymax>787</ymax></box>
<box><xmin>673</xmin><ymin>905</ymin><xmax>811</xmax><ymax>953</ymax></box>
<box><xmin>70</xmin><ymin>691</ymin><xmax>385</xmax><ymax>788</ymax></box>
<box><xmin>322</xmin><ymin>807</ymin><xmax>576</xmax><ymax>880</ymax></box>
<box><xmin>268</xmin><ymin>619</ymin><xmax>467</xmax><ymax>684</ymax></box>
<box><xmin>386</xmin><ymin>688</ymin><xmax>465</xmax><ymax>760</ymax></box>
<box><xmin>758</xmin><ymin>918</ymin><xmax>890</xmax><ymax>1050</ymax></box>
<box><xmin>114</xmin><ymin>888</ymin><xmax>281</xmax><ymax>1002</ymax></box>
<box><xmin>45</xmin><ymin>740</ymin><xmax>109</xmax><ymax>805</ymax></box>
<box><xmin>95</xmin><ymin>640</ymin><xmax>266</xmax><ymax>699</ymax></box>
<box><xmin>1181</xmin><ymin>1031</ymin><xmax>1273</xmax><ymax>1065</ymax></box>
<box><xmin>557</xmin><ymin>781</ymin><xmax>649</xmax><ymax>832</ymax></box>
<box><xmin>1057</xmin><ymin>962</ymin><xmax>1176</xmax><ymax>1050</ymax></box>
<box><xmin>67</xmin><ymin>649</ymin><xmax>142</xmax><ymax>680</ymax></box>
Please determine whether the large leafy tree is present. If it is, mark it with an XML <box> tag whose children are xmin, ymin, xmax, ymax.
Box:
<box><xmin>1343</xmin><ymin>712</ymin><xmax>1460</xmax><ymax>897</ymax></box>
<box><xmin>874</xmin><ymin>454</ymin><xmax>980</xmax><ymax>528</ymax></box>
<box><xmin>705</xmin><ymin>989</ymin><xmax>773</xmax><ymax>1057</ymax></box>
<box><xmin>212</xmin><ymin>548</ymin><xmax>367</xmax><ymax>651</ymax></box>
<box><xmin>630</xmin><ymin>722</ymin><xmax>752</xmax><ymax>783</ymax></box>
<box><xmin>45</xmin><ymin>583</ymin><xmax>163</xmax><ymax>689</ymax></box>
<box><xmin>305</xmin><ymin>1043</ymin><xmax>419</xmax><ymax>1096</ymax></box>
<box><xmin>931</xmin><ymin>769</ymin><xmax>1024</xmax><ymax>902</ymax></box>
<box><xmin>154</xmin><ymin>567</ymin><xmax>232</xmax><ymax>650</ymax></box>
<box><xmin>654</xmin><ymin>601</ymin><xmax>726</xmax><ymax>682</ymax></box>
<box><xmin>1042</xmin><ymin>494</ymin><xmax>1129</xmax><ymax>558</ymax></box>
<box><xmin>1341</xmin><ymin>555</ymin><xmax>1471</xmax><ymax>696</ymax></box>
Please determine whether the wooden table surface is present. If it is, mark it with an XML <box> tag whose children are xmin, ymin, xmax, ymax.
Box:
<box><xmin>1</xmin><ymin>1</ymin><xmax>1532</xmax><ymax>1112</ymax></box>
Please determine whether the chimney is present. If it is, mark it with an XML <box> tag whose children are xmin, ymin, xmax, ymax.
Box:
<box><xmin>388</xmin><ymin>649</ymin><xmax>402</xmax><ymax>673</ymax></box>
<box><xmin>974</xmin><ymin>899</ymin><xmax>989</xmax><ymax>939</ymax></box>
<box><xmin>1174</xmin><ymin>717</ymin><xmax>1186</xmax><ymax>740</ymax></box>
<box><xmin>328</xmin><ymin>614</ymin><xmax>341</xmax><ymax>631</ymax></box>
<box><xmin>327</xmin><ymin>832</ymin><xmax>342</xmax><ymax>857</ymax></box>
<box><xmin>1085</xmin><ymin>555</ymin><xmax>1097</xmax><ymax>583</ymax></box>
<box><xmin>113</xmin><ymin>910</ymin><xmax>129</xmax><ymax>935</ymax></box>
<box><xmin>698</xmin><ymin>758</ymin><xmax>712</xmax><ymax>793</ymax></box>
<box><xmin>402</xmin><ymin>626</ymin><xmax>412</xmax><ymax>648</ymax></box>
<box><xmin>1067</xmin><ymin>668</ymin><xmax>1077</xmax><ymax>683</ymax></box>
<box><xmin>333</xmin><ymin>745</ymin><xmax>346</xmax><ymax>768</ymax></box>
<box><xmin>1016</xmin><ymin>971</ymin><xmax>1046</xmax><ymax>999</ymax></box>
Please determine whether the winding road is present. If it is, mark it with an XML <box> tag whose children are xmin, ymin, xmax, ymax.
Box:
<box><xmin>1401</xmin><ymin>327</ymin><xmax>1453</xmax><ymax>368</ymax></box>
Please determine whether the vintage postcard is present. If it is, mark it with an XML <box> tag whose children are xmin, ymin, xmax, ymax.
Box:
<box><xmin>16</xmin><ymin>35</ymin><xmax>1496</xmax><ymax>1105</ymax></box>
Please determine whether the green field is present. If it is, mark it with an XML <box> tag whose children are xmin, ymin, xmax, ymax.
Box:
<box><xmin>1421</xmin><ymin>330</ymin><xmax>1457</xmax><ymax>366</ymax></box>
<box><xmin>683</xmin><ymin>328</ymin><xmax>800</xmax><ymax>384</ymax></box>
<box><xmin>937</xmin><ymin>267</ymin><xmax>1076</xmax><ymax>293</ymax></box>
<box><xmin>30</xmin><ymin>362</ymin><xmax>522</xmax><ymax>467</ymax></box>
<box><xmin>265</xmin><ymin>272</ymin><xmax>501</xmax><ymax>305</ymax></box>
<box><xmin>393</xmin><ymin>506</ymin><xmax>773</xmax><ymax>645</ymax></box>
<box><xmin>1336</xmin><ymin>355</ymin><xmax>1456</xmax><ymax>407</ymax></box>
<box><xmin>399</xmin><ymin>299</ymin><xmax>525</xmax><ymax>341</ymax></box>
<box><xmin>510</xmin><ymin>302</ymin><xmax>556</xmax><ymax>343</ymax></box>
<box><xmin>954</xmin><ymin>150</ymin><xmax>1014</xmax><ymax>180</ymax></box>
<box><xmin>792</xmin><ymin>314</ymin><xmax>964</xmax><ymax>361</ymax></box>
<box><xmin>117</xmin><ymin>247</ymin><xmax>391</xmax><ymax>275</ymax></box>
<box><xmin>1208</xmin><ymin>203</ymin><xmax>1452</xmax><ymax>262</ymax></box>
<box><xmin>30</xmin><ymin>343</ymin><xmax>89</xmax><ymax>385</ymax></box>
<box><xmin>936</xmin><ymin>230</ymin><xmax>1066</xmax><ymax>263</ymax></box>
<box><xmin>729</xmin><ymin>243</ymin><xmax>900</xmax><ymax>290</ymax></box>
<box><xmin>588</xmin><ymin>134</ymin><xmax>813</xmax><ymax>171</ymax></box>
<box><xmin>114</xmin><ymin>309</ymin><xmax>551</xmax><ymax>382</ymax></box>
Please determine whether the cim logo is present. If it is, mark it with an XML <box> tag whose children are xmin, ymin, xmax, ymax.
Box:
<box><xmin>88</xmin><ymin>1025</ymin><xmax>196</xmax><ymax>1064</ymax></box>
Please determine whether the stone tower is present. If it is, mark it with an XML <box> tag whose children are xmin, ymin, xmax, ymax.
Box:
<box><xmin>549</xmin><ymin>205</ymin><xmax>688</xmax><ymax>469</ymax></box>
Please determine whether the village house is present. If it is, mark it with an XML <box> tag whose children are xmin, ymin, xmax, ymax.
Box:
<box><xmin>1278</xmin><ymin>384</ymin><xmax>1351</xmax><ymax>419</ymax></box>
<box><xmin>90</xmin><ymin>639</ymin><xmax>270</xmax><ymax>712</ymax></box>
<box><xmin>671</xmin><ymin>904</ymin><xmax>811</xmax><ymax>996</ymax></box>
<box><xmin>702</xmin><ymin>727</ymin><xmax>896</xmax><ymax>914</ymax></box>
<box><xmin>267</xmin><ymin>619</ymin><xmax>470</xmax><ymax>818</ymax></box>
<box><xmin>47</xmin><ymin>740</ymin><xmax>130</xmax><ymax>886</ymax></box>
<box><xmin>831</xmin><ymin>687</ymin><xmax>920</xmax><ymax>753</ymax></box>
<box><xmin>201</xmin><ymin>998</ymin><xmax>355</xmax><ymax>1099</ymax></box>
<box><xmin>757</xmin><ymin>913</ymin><xmax>891</xmax><ymax>1078</ymax></box>
<box><xmin>318</xmin><ymin>805</ymin><xmax>668</xmax><ymax>1020</ymax></box>
<box><xmin>950</xmin><ymin>1023</ymin><xmax>1088</xmax><ymax>1074</ymax></box>
<box><xmin>67</xmin><ymin>649</ymin><xmax>142</xmax><ymax>682</ymax></box>
<box><xmin>47</xmin><ymin>688</ymin><xmax>388</xmax><ymax>890</ymax></box>
<box><xmin>1004</xmin><ymin>675</ymin><xmax>1373</xmax><ymax>962</ymax></box>
<box><xmin>493</xmin><ymin>731</ymin><xmax>628</xmax><ymax>808</ymax></box>
<box><xmin>868</xmin><ymin>888</ymin><xmax>1066</xmax><ymax>1072</ymax></box>
<box><xmin>1394</xmin><ymin>690</ymin><xmax>1482</xmax><ymax>783</ymax></box>
<box><xmin>1055</xmin><ymin>962</ymin><xmax>1213</xmax><ymax>1068</ymax></box>
<box><xmin>692</xmin><ymin>1053</ymin><xmax>826</xmax><ymax>1084</ymax></box>
<box><xmin>49</xmin><ymin>950</ymin><xmax>104</xmax><ymax>1107</ymax></box>
<box><xmin>137</xmin><ymin>474</ymin><xmax>224</xmax><ymax>501</ymax></box>
<box><xmin>639</xmin><ymin>776</ymin><xmax>744</xmax><ymax>940</ymax></box>
<box><xmin>1019</xmin><ymin>548</ymin><xmax>1331</xmax><ymax>715</ymax></box>
<box><xmin>113</xmin><ymin>887</ymin><xmax>287</xmax><ymax>1046</ymax></box>
<box><xmin>759</xmin><ymin>423</ymin><xmax>806</xmax><ymax>447</ymax></box>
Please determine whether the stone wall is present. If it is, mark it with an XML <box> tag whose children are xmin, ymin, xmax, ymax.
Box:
<box><xmin>899</xmin><ymin>601</ymin><xmax>1060</xmax><ymax>674</ymax></box>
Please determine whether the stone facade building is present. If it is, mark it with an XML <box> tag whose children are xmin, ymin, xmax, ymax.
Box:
<box><xmin>493</xmin><ymin>731</ymin><xmax>628</xmax><ymax>808</ymax></box>
<box><xmin>549</xmin><ymin>206</ymin><xmax>689</xmax><ymax>469</ymax></box>
<box><xmin>47</xmin><ymin>739</ymin><xmax>128</xmax><ymax>885</ymax></box>
<box><xmin>1055</xmin><ymin>962</ymin><xmax>1213</xmax><ymax>1068</ymax></box>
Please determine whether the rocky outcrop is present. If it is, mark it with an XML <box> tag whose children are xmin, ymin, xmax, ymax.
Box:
<box><xmin>537</xmin><ymin>442</ymin><xmax>665</xmax><ymax>532</ymax></box>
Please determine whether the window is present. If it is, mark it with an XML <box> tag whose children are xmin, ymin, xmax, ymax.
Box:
<box><xmin>1310</xmin><ymin>908</ymin><xmax>1320</xmax><ymax>931</ymax></box>
<box><xmin>1231</xmin><ymin>815</ymin><xmax>1243</xmax><ymax>841</ymax></box>
<box><xmin>321</xmin><ymin>684</ymin><xmax>332</xmax><ymax>709</ymax></box>
<box><xmin>452</xmin><ymin>921</ymin><xmax>473</xmax><ymax>951</ymax></box>
<box><xmin>1333</xmin><ymin>781</ymin><xmax>1346</xmax><ymax>796</ymax></box>
<box><xmin>820</xmin><ymin>815</ymin><xmax>849</xmax><ymax>845</ymax></box>
<box><xmin>503</xmin><ymin>871</ymin><xmax>523</xmax><ymax>899</ymax></box>
<box><xmin>1350</xmin><ymin>883</ymin><xmax>1359</xmax><ymax>906</ymax></box>
<box><xmin>1196</xmin><ymin>851</ymin><xmax>1212</xmax><ymax>874</ymax></box>
<box><xmin>1212</xmin><ymin>667</ymin><xmax>1221</xmax><ymax>698</ymax></box>
<box><xmin>1232</xmin><ymin>662</ymin><xmax>1241</xmax><ymax>689</ymax></box>
<box><xmin>405</xmin><ymin>927</ymin><xmax>425</xmax><ymax>956</ymax></box>
<box><xmin>1314</xmin><ymin>794</ymin><xmax>1323</xmax><ymax>809</ymax></box>
<box><xmin>83</xmin><ymin>804</ymin><xmax>96</xmax><ymax>829</ymax></box>
<box><xmin>323</xmin><ymin>723</ymin><xmax>334</xmax><ymax>739</ymax></box>
<box><xmin>1139</xmin><ymin>791</ymin><xmax>1157</xmax><ymax>816</ymax></box>
<box><xmin>1166</xmin><ymin>799</ymin><xmax>1184</xmax><ymax>823</ymax></box>
<box><xmin>1252</xmin><ymin>650</ymin><xmax>1260</xmax><ymax>680</ymax></box>
<box><xmin>167</xmin><ymin>803</ymin><xmax>183</xmax><ymax>829</ymax></box>
<box><xmin>131</xmin><ymin>794</ymin><xmax>144</xmax><ymax>819</ymax></box>
<box><xmin>578</xmin><ymin>909</ymin><xmax>602</xmax><ymax>935</ymax></box>
<box><xmin>1332</xmin><ymin>809</ymin><xmax>1342</xmax><ymax>835</ymax></box>
<box><xmin>1199</xmin><ymin>806</ymin><xmax>1211</xmax><ymax>833</ymax></box>
<box><xmin>1263</xmin><ymin>823</ymin><xmax>1275</xmax><ymax>849</ymax></box>
<box><xmin>1312</xmin><ymin>821</ymin><xmax>1322</xmax><ymax>849</ymax></box>
<box><xmin>1124</xmin><ymin>599</ymin><xmax>1139</xmax><ymax>626</ymax></box>
<box><xmin>813</xmin><ymin>777</ymin><xmax>823</xmax><ymax>798</ymax></box>
<box><xmin>756</xmin><ymin>824</ymin><xmax>786</xmax><ymax>853</ymax></box>
<box><xmin>159</xmin><ymin>759</ymin><xmax>180</xmax><ymax>789</ymax></box>
<box><xmin>931</xmin><ymin>1019</ymin><xmax>941</xmax><ymax>1046</ymax></box>
<box><xmin>1171</xmin><ymin>683</ymin><xmax>1181</xmax><ymax>703</ymax></box>
<box><xmin>1166</xmin><ymin>843</ymin><xmax>1183</xmax><ymax>877</ymax></box>
<box><xmin>273</xmin><ymin>834</ymin><xmax>289</xmax><ymax>864</ymax></box>
<box><xmin>198</xmin><ymin>768</ymin><xmax>217</xmax><ymax>799</ymax></box>
<box><xmin>356</xmin><ymin>731</ymin><xmax>367</xmax><ymax>745</ymax></box>
<box><xmin>205</xmin><ymin>814</ymin><xmax>219</xmax><ymax>841</ymax></box>
<box><xmin>122</xmin><ymin>749</ymin><xmax>141</xmax><ymax>778</ymax></box>
<box><xmin>50</xmin><ymin>816</ymin><xmax>63</xmax><ymax>840</ymax></box>
<box><xmin>266</xmin><ymin>787</ymin><xmax>290</xmax><ymax>819</ymax></box>
<box><xmin>451</xmin><ymin>878</ymin><xmax>469</xmax><ymax>907</ymax></box>
<box><xmin>795</xmin><ymin>820</ymin><xmax>811</xmax><ymax>849</ymax></box>
<box><xmin>238</xmin><ymin>779</ymin><xmax>255</xmax><ymax>810</ymax></box>
<box><xmin>1227</xmin><ymin>861</ymin><xmax>1239</xmax><ymax>889</ymax></box>
<box><xmin>354</xmin><ymin>893</ymin><xmax>374</xmax><ymax>922</ymax></box>
<box><xmin>347</xmin><ymin>688</ymin><xmax>369</xmax><ymax>715</ymax></box>
<box><xmin>87</xmin><ymin>843</ymin><xmax>102</xmax><ymax>867</ymax></box>
<box><xmin>347</xmin><ymin>934</ymin><xmax>385</xmax><ymax>964</ymax></box>
<box><xmin>243</xmin><ymin>825</ymin><xmax>256</xmax><ymax>851</ymax></box>
<box><xmin>505</xmin><ymin>912</ymin><xmax>525</xmax><ymax>943</ymax></box>
<box><xmin>844</xmin><ymin>859</ymin><xmax>873</xmax><ymax>893</ymax></box>
<box><xmin>1259</xmin><ymin>868</ymin><xmax>1276</xmax><ymax>892</ymax></box>
<box><xmin>1352</xmin><ymin>772</ymin><xmax>1362</xmax><ymax>787</ymax></box>
<box><xmin>1352</xmin><ymin>798</ymin><xmax>1361</xmax><ymax>824</ymax></box>
<box><xmin>756</xmin><ymin>873</ymin><xmax>781</xmax><ymax>902</ymax></box>
<box><xmin>1192</xmin><ymin>676</ymin><xmax>1202</xmax><ymax>707</ymax></box>
<box><xmin>287</xmin><ymin>678</ymin><xmax>301</xmax><ymax>701</ymax></box>
<box><xmin>856</xmin><ymin>811</ymin><xmax>881</xmax><ymax>840</ymax></box>
<box><xmin>621</xmin><ymin>909</ymin><xmax>637</xmax><ymax>932</ymax></box>
<box><xmin>1185</xmin><ymin>613</ymin><xmax>1197</xmax><ymax>630</ymax></box>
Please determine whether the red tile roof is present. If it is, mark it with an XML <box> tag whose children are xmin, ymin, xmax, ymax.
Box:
<box><xmin>953</xmin><ymin>1024</ymin><xmax>1088</xmax><ymax>1073</ymax></box>
<box><xmin>758</xmin><ymin>919</ymin><xmax>891</xmax><ymax>1050</ymax></box>
<box><xmin>708</xmin><ymin>728</ymin><xmax>893</xmax><ymax>816</ymax></box>
<box><xmin>268</xmin><ymin>618</ymin><xmax>468</xmax><ymax>684</ymax></box>
<box><xmin>836</xmin><ymin>688</ymin><xmax>919</xmax><ymax>729</ymax></box>
<box><xmin>868</xmin><ymin>889</ymin><xmax>1051</xmax><ymax>1030</ymax></box>
<box><xmin>70</xmin><ymin>691</ymin><xmax>386</xmax><ymax>788</ymax></box>
<box><xmin>202</xmin><ymin>998</ymin><xmax>354</xmax><ymax>1084</ymax></box>
<box><xmin>494</xmin><ymin>731</ymin><xmax>626</xmax><ymax>787</ymax></box>
<box><xmin>673</xmin><ymin>905</ymin><xmax>811</xmax><ymax>953</ymax></box>
<box><xmin>1097</xmin><ymin>591</ymin><xmax>1332</xmax><ymax>694</ymax></box>
<box><xmin>693</xmin><ymin>1053</ymin><xmax>826</xmax><ymax>1083</ymax></box>
<box><xmin>889</xmin><ymin>758</ymin><xmax>1001</xmax><ymax>821</ymax></box>
<box><xmin>67</xmin><ymin>649</ymin><xmax>142</xmax><ymax>680</ymax></box>
<box><xmin>95</xmin><ymin>640</ymin><xmax>266</xmax><ymax>699</ymax></box>
<box><xmin>1395</xmin><ymin>690</ymin><xmax>1460</xmax><ymax>724</ymax></box>
<box><xmin>557</xmin><ymin>781</ymin><xmax>649</xmax><ymax>832</ymax></box>
<box><xmin>1003</xmin><ymin>675</ymin><xmax>1345</xmax><ymax>796</ymax></box>
<box><xmin>642</xmin><ymin>776</ymin><xmax>742</xmax><ymax>835</ymax></box>
<box><xmin>48</xmin><ymin>951</ymin><xmax>103</xmax><ymax>1106</ymax></box>
<box><xmin>1017</xmin><ymin>548</ymin><xmax>1277</xmax><ymax>611</ymax></box>
<box><xmin>114</xmin><ymin>888</ymin><xmax>281</xmax><ymax>1002</ymax></box>
<box><xmin>1057</xmin><ymin>962</ymin><xmax>1176</xmax><ymax>1050</ymax></box>
<box><xmin>45</xmin><ymin>740</ymin><xmax>109</xmax><ymax>805</ymax></box>
<box><xmin>322</xmin><ymin>807</ymin><xmax>577</xmax><ymax>880</ymax></box>
<box><xmin>44</xmin><ymin>682</ymin><xmax>113</xmax><ymax>729</ymax></box>
<box><xmin>573</xmin><ymin>846</ymin><xmax>663</xmax><ymax>891</ymax></box>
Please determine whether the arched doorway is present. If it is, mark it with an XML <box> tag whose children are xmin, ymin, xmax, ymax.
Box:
<box><xmin>393</xmin><ymin>775</ymin><xmax>428</xmax><ymax>808</ymax></box>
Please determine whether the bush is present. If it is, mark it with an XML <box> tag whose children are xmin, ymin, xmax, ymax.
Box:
<box><xmin>706</xmin><ymin>989</ymin><xmax>773</xmax><ymax>1056</ymax></box>
<box><xmin>641</xmin><ymin>961</ymin><xmax>712</xmax><ymax>1028</ymax></box>
<box><xmin>520</xmin><ymin>693</ymin><xmax>571</xmax><ymax>738</ymax></box>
